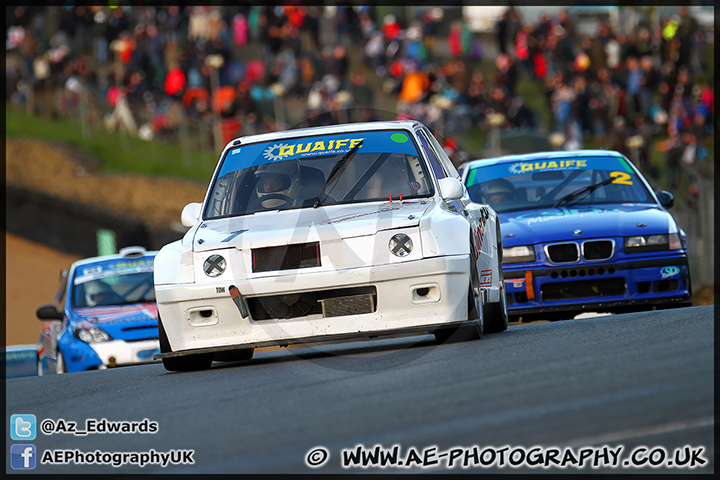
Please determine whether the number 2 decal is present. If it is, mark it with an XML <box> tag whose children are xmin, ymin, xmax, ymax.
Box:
<box><xmin>609</xmin><ymin>171</ymin><xmax>633</xmax><ymax>185</ymax></box>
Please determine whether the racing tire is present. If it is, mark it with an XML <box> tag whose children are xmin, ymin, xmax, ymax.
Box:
<box><xmin>467</xmin><ymin>246</ymin><xmax>484</xmax><ymax>340</ymax></box>
<box><xmin>483</xmin><ymin>267</ymin><xmax>508</xmax><ymax>334</ymax></box>
<box><xmin>213</xmin><ymin>349</ymin><xmax>254</xmax><ymax>362</ymax></box>
<box><xmin>158</xmin><ymin>316</ymin><xmax>213</xmax><ymax>372</ymax></box>
<box><xmin>435</xmin><ymin>256</ymin><xmax>483</xmax><ymax>343</ymax></box>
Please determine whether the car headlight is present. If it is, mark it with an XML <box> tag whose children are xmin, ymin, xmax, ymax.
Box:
<box><xmin>502</xmin><ymin>245</ymin><xmax>536</xmax><ymax>264</ymax></box>
<box><xmin>75</xmin><ymin>326</ymin><xmax>112</xmax><ymax>343</ymax></box>
<box><xmin>624</xmin><ymin>233</ymin><xmax>681</xmax><ymax>253</ymax></box>
<box><xmin>389</xmin><ymin>233</ymin><xmax>413</xmax><ymax>257</ymax></box>
<box><xmin>203</xmin><ymin>254</ymin><xmax>226</xmax><ymax>277</ymax></box>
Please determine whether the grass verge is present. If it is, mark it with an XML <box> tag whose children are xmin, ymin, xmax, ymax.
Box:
<box><xmin>6</xmin><ymin>107</ymin><xmax>217</xmax><ymax>182</ymax></box>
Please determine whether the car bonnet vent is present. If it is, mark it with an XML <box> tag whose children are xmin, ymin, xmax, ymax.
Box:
<box><xmin>252</xmin><ymin>242</ymin><xmax>320</xmax><ymax>272</ymax></box>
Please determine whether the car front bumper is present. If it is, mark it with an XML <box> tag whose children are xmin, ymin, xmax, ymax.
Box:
<box><xmin>60</xmin><ymin>337</ymin><xmax>160</xmax><ymax>372</ymax></box>
<box><xmin>155</xmin><ymin>255</ymin><xmax>479</xmax><ymax>354</ymax></box>
<box><xmin>90</xmin><ymin>339</ymin><xmax>161</xmax><ymax>368</ymax></box>
<box><xmin>502</xmin><ymin>254</ymin><xmax>692</xmax><ymax>317</ymax></box>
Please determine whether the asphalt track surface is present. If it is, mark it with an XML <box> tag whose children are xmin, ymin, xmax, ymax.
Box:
<box><xmin>6</xmin><ymin>305</ymin><xmax>714</xmax><ymax>474</ymax></box>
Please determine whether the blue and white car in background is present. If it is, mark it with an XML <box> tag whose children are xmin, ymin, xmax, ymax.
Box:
<box><xmin>459</xmin><ymin>150</ymin><xmax>692</xmax><ymax>321</ymax></box>
<box><xmin>36</xmin><ymin>246</ymin><xmax>160</xmax><ymax>374</ymax></box>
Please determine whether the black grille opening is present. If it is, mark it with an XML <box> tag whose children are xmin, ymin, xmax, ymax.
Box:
<box><xmin>547</xmin><ymin>243</ymin><xmax>579</xmax><ymax>263</ymax></box>
<box><xmin>514</xmin><ymin>292</ymin><xmax>528</xmax><ymax>303</ymax></box>
<box><xmin>121</xmin><ymin>325</ymin><xmax>158</xmax><ymax>332</ymax></box>
<box><xmin>547</xmin><ymin>267</ymin><xmax>614</xmax><ymax>279</ymax></box>
<box><xmin>252</xmin><ymin>242</ymin><xmax>320</xmax><ymax>272</ymax></box>
<box><xmin>583</xmin><ymin>240</ymin><xmax>614</xmax><ymax>260</ymax></box>
<box><xmin>506</xmin><ymin>293</ymin><xmax>514</xmax><ymax>305</ymax></box>
<box><xmin>637</xmin><ymin>281</ymin><xmax>652</xmax><ymax>294</ymax></box>
<box><xmin>248</xmin><ymin>286</ymin><xmax>377</xmax><ymax>320</ymax></box>
<box><xmin>541</xmin><ymin>278</ymin><xmax>626</xmax><ymax>301</ymax></box>
<box><xmin>654</xmin><ymin>280</ymin><xmax>679</xmax><ymax>293</ymax></box>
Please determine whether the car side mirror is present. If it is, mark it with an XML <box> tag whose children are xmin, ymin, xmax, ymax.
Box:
<box><xmin>655</xmin><ymin>191</ymin><xmax>674</xmax><ymax>209</ymax></box>
<box><xmin>181</xmin><ymin>202</ymin><xmax>203</xmax><ymax>227</ymax></box>
<box><xmin>36</xmin><ymin>305</ymin><xmax>63</xmax><ymax>321</ymax></box>
<box><xmin>438</xmin><ymin>177</ymin><xmax>464</xmax><ymax>200</ymax></box>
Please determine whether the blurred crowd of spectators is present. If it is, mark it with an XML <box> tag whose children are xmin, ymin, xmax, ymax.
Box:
<box><xmin>365</xmin><ymin>5</ymin><xmax>713</xmax><ymax>179</ymax></box>
<box><xmin>491</xmin><ymin>6</ymin><xmax>714</xmax><ymax>188</ymax></box>
<box><xmin>5</xmin><ymin>5</ymin><xmax>714</xmax><ymax>185</ymax></box>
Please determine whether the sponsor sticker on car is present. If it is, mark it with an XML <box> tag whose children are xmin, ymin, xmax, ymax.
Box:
<box><xmin>660</xmin><ymin>266</ymin><xmax>680</xmax><ymax>279</ymax></box>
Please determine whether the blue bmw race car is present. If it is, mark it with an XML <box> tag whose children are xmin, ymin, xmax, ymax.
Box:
<box><xmin>459</xmin><ymin>150</ymin><xmax>692</xmax><ymax>321</ymax></box>
<box><xmin>35</xmin><ymin>246</ymin><xmax>160</xmax><ymax>374</ymax></box>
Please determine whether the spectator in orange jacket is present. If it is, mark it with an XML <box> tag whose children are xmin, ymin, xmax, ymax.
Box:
<box><xmin>398</xmin><ymin>62</ymin><xmax>429</xmax><ymax>105</ymax></box>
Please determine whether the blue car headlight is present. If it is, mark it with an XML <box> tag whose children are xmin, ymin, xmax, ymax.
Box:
<box><xmin>502</xmin><ymin>245</ymin><xmax>536</xmax><ymax>264</ymax></box>
<box><xmin>75</xmin><ymin>325</ymin><xmax>112</xmax><ymax>343</ymax></box>
<box><xmin>624</xmin><ymin>233</ymin><xmax>681</xmax><ymax>253</ymax></box>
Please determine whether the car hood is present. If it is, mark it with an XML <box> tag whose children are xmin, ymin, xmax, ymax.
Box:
<box><xmin>73</xmin><ymin>303</ymin><xmax>158</xmax><ymax>341</ymax></box>
<box><xmin>499</xmin><ymin>204</ymin><xmax>673</xmax><ymax>246</ymax></box>
<box><xmin>192</xmin><ymin>201</ymin><xmax>430</xmax><ymax>253</ymax></box>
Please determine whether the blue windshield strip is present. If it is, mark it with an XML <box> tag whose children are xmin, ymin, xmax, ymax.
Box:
<box><xmin>468</xmin><ymin>156</ymin><xmax>635</xmax><ymax>186</ymax></box>
<box><xmin>218</xmin><ymin>130</ymin><xmax>420</xmax><ymax>177</ymax></box>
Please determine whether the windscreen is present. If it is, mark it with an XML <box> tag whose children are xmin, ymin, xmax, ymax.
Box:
<box><xmin>72</xmin><ymin>257</ymin><xmax>156</xmax><ymax>308</ymax></box>
<box><xmin>204</xmin><ymin>130</ymin><xmax>434</xmax><ymax>218</ymax></box>
<box><xmin>465</xmin><ymin>155</ymin><xmax>655</xmax><ymax>213</ymax></box>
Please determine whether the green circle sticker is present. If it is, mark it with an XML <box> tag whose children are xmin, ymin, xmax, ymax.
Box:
<box><xmin>391</xmin><ymin>133</ymin><xmax>409</xmax><ymax>143</ymax></box>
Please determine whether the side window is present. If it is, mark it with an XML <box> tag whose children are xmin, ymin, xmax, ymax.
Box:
<box><xmin>416</xmin><ymin>130</ymin><xmax>447</xmax><ymax>180</ymax></box>
<box><xmin>423</xmin><ymin>129</ymin><xmax>462</xmax><ymax>180</ymax></box>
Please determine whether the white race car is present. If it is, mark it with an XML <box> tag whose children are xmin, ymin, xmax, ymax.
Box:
<box><xmin>154</xmin><ymin>121</ymin><xmax>507</xmax><ymax>371</ymax></box>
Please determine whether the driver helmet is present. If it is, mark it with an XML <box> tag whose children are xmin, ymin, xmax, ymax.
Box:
<box><xmin>255</xmin><ymin>160</ymin><xmax>301</xmax><ymax>208</ymax></box>
<box><xmin>483</xmin><ymin>178</ymin><xmax>515</xmax><ymax>204</ymax></box>
<box><xmin>84</xmin><ymin>280</ymin><xmax>116</xmax><ymax>307</ymax></box>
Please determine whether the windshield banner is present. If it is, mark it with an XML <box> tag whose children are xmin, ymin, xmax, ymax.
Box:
<box><xmin>74</xmin><ymin>258</ymin><xmax>154</xmax><ymax>285</ymax></box>
<box><xmin>467</xmin><ymin>155</ymin><xmax>633</xmax><ymax>186</ymax></box>
<box><xmin>218</xmin><ymin>130</ymin><xmax>420</xmax><ymax>177</ymax></box>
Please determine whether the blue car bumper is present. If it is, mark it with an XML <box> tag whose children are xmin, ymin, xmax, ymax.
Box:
<box><xmin>58</xmin><ymin>333</ymin><xmax>104</xmax><ymax>373</ymax></box>
<box><xmin>503</xmin><ymin>254</ymin><xmax>692</xmax><ymax>318</ymax></box>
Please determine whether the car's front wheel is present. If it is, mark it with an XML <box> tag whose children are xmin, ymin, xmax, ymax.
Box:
<box><xmin>435</xmin><ymin>256</ymin><xmax>483</xmax><ymax>343</ymax></box>
<box><xmin>158</xmin><ymin>316</ymin><xmax>213</xmax><ymax>372</ymax></box>
<box><xmin>467</xmin><ymin>255</ymin><xmax>484</xmax><ymax>339</ymax></box>
<box><xmin>483</xmin><ymin>267</ymin><xmax>508</xmax><ymax>334</ymax></box>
